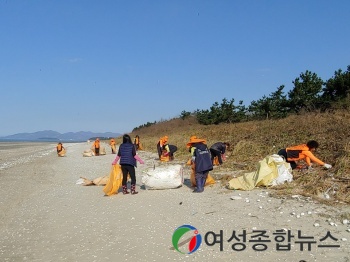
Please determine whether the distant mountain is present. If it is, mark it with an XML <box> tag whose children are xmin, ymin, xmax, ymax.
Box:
<box><xmin>0</xmin><ymin>130</ymin><xmax>122</xmax><ymax>142</ymax></box>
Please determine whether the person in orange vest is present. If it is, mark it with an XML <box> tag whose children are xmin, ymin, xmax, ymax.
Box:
<box><xmin>156</xmin><ymin>136</ymin><xmax>168</xmax><ymax>160</ymax></box>
<box><xmin>56</xmin><ymin>142</ymin><xmax>65</xmax><ymax>154</ymax></box>
<box><xmin>109</xmin><ymin>138</ymin><xmax>116</xmax><ymax>154</ymax></box>
<box><xmin>278</xmin><ymin>140</ymin><xmax>332</xmax><ymax>170</ymax></box>
<box><xmin>94</xmin><ymin>138</ymin><xmax>100</xmax><ymax>156</ymax></box>
<box><xmin>134</xmin><ymin>135</ymin><xmax>142</xmax><ymax>150</ymax></box>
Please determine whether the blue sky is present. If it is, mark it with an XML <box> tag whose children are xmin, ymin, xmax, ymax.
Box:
<box><xmin>1</xmin><ymin>0</ymin><xmax>349</xmax><ymax>136</ymax></box>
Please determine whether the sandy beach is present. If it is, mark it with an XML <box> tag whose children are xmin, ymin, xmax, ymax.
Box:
<box><xmin>0</xmin><ymin>142</ymin><xmax>350</xmax><ymax>262</ymax></box>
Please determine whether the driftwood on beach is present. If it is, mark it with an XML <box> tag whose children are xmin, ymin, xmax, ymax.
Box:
<box><xmin>78</xmin><ymin>176</ymin><xmax>109</xmax><ymax>186</ymax></box>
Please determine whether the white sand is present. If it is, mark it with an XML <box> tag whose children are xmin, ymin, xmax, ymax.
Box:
<box><xmin>0</xmin><ymin>142</ymin><xmax>349</xmax><ymax>262</ymax></box>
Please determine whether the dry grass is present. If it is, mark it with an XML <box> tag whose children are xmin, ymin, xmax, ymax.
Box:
<box><xmin>115</xmin><ymin>110</ymin><xmax>350</xmax><ymax>204</ymax></box>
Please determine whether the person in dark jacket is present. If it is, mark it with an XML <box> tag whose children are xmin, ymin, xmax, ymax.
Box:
<box><xmin>210</xmin><ymin>142</ymin><xmax>230</xmax><ymax>165</ymax></box>
<box><xmin>162</xmin><ymin>144</ymin><xmax>177</xmax><ymax>160</ymax></box>
<box><xmin>112</xmin><ymin>134</ymin><xmax>144</xmax><ymax>194</ymax></box>
<box><xmin>187</xmin><ymin>136</ymin><xmax>213</xmax><ymax>193</ymax></box>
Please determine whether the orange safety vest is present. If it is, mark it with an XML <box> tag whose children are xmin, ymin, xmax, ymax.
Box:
<box><xmin>286</xmin><ymin>144</ymin><xmax>324</xmax><ymax>166</ymax></box>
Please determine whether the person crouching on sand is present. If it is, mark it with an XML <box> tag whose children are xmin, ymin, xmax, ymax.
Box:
<box><xmin>56</xmin><ymin>142</ymin><xmax>65</xmax><ymax>156</ymax></box>
<box><xmin>157</xmin><ymin>136</ymin><xmax>168</xmax><ymax>160</ymax></box>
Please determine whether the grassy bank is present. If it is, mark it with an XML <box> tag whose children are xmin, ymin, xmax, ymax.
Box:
<box><xmin>115</xmin><ymin>110</ymin><xmax>350</xmax><ymax>204</ymax></box>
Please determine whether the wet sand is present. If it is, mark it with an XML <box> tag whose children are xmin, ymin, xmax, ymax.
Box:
<box><xmin>0</xmin><ymin>142</ymin><xmax>350</xmax><ymax>262</ymax></box>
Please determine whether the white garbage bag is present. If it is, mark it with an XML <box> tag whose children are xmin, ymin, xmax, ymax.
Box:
<box><xmin>83</xmin><ymin>149</ymin><xmax>95</xmax><ymax>157</ymax></box>
<box><xmin>270</xmin><ymin>154</ymin><xmax>293</xmax><ymax>186</ymax></box>
<box><xmin>141</xmin><ymin>164</ymin><xmax>183</xmax><ymax>189</ymax></box>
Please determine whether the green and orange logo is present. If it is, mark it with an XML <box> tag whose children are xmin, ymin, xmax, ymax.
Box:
<box><xmin>172</xmin><ymin>225</ymin><xmax>202</xmax><ymax>254</ymax></box>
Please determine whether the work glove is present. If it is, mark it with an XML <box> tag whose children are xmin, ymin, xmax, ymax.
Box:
<box><xmin>134</xmin><ymin>154</ymin><xmax>144</xmax><ymax>164</ymax></box>
<box><xmin>112</xmin><ymin>156</ymin><xmax>120</xmax><ymax>165</ymax></box>
<box><xmin>323</xmin><ymin>163</ymin><xmax>332</xmax><ymax>169</ymax></box>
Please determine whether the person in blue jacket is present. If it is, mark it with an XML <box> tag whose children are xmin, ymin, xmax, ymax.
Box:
<box><xmin>187</xmin><ymin>136</ymin><xmax>213</xmax><ymax>193</ymax></box>
<box><xmin>112</xmin><ymin>134</ymin><xmax>144</xmax><ymax>195</ymax></box>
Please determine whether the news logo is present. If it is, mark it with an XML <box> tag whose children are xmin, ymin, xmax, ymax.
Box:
<box><xmin>172</xmin><ymin>224</ymin><xmax>202</xmax><ymax>254</ymax></box>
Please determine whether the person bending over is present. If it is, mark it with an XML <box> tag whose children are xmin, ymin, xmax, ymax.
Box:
<box><xmin>210</xmin><ymin>142</ymin><xmax>230</xmax><ymax>165</ymax></box>
<box><xmin>278</xmin><ymin>140</ymin><xmax>332</xmax><ymax>170</ymax></box>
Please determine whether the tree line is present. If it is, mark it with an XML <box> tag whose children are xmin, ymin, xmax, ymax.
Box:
<box><xmin>188</xmin><ymin>65</ymin><xmax>350</xmax><ymax>125</ymax></box>
<box><xmin>133</xmin><ymin>65</ymin><xmax>350</xmax><ymax>130</ymax></box>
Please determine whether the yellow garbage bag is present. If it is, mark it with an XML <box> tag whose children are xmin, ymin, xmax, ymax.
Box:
<box><xmin>103</xmin><ymin>164</ymin><xmax>123</xmax><ymax>196</ymax></box>
<box><xmin>189</xmin><ymin>161</ymin><xmax>215</xmax><ymax>187</ymax></box>
<box><xmin>227</xmin><ymin>171</ymin><xmax>257</xmax><ymax>191</ymax></box>
<box><xmin>228</xmin><ymin>155</ymin><xmax>290</xmax><ymax>190</ymax></box>
<box><xmin>160</xmin><ymin>154</ymin><xmax>170</xmax><ymax>162</ymax></box>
